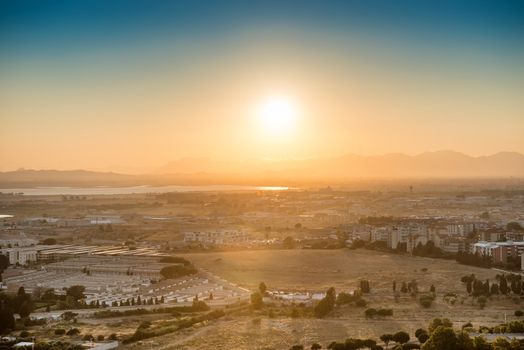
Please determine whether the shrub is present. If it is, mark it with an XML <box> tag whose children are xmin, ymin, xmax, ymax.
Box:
<box><xmin>355</xmin><ymin>299</ymin><xmax>367</xmax><ymax>307</ymax></box>
<box><xmin>19</xmin><ymin>331</ymin><xmax>30</xmax><ymax>338</ymax></box>
<box><xmin>159</xmin><ymin>265</ymin><xmax>197</xmax><ymax>279</ymax></box>
<box><xmin>478</xmin><ymin>296</ymin><xmax>487</xmax><ymax>309</ymax></box>
<box><xmin>83</xmin><ymin>334</ymin><xmax>94</xmax><ymax>341</ymax></box>
<box><xmin>66</xmin><ymin>328</ymin><xmax>80</xmax><ymax>336</ymax></box>
<box><xmin>159</xmin><ymin>256</ymin><xmax>191</xmax><ymax>265</ymax></box>
<box><xmin>250</xmin><ymin>293</ymin><xmax>263</xmax><ymax>309</ymax></box>
<box><xmin>419</xmin><ymin>295</ymin><xmax>434</xmax><ymax>308</ymax></box>
<box><xmin>515</xmin><ymin>310</ymin><xmax>524</xmax><ymax>317</ymax></box>
<box><xmin>54</xmin><ymin>329</ymin><xmax>66</xmax><ymax>335</ymax></box>
<box><xmin>365</xmin><ymin>308</ymin><xmax>377</xmax><ymax>318</ymax></box>
<box><xmin>376</xmin><ymin>308</ymin><xmax>393</xmax><ymax>316</ymax></box>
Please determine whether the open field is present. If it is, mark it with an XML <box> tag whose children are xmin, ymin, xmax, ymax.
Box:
<box><xmin>179</xmin><ymin>249</ymin><xmax>497</xmax><ymax>293</ymax></box>
<box><xmin>123</xmin><ymin>249</ymin><xmax>522</xmax><ymax>349</ymax></box>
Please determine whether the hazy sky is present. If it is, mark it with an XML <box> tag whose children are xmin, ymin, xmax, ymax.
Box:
<box><xmin>1</xmin><ymin>0</ymin><xmax>523</xmax><ymax>172</ymax></box>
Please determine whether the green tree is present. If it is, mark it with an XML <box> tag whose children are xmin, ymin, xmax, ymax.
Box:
<box><xmin>421</xmin><ymin>327</ymin><xmax>457</xmax><ymax>350</ymax></box>
<box><xmin>66</xmin><ymin>285</ymin><xmax>86</xmax><ymax>302</ymax></box>
<box><xmin>500</xmin><ymin>275</ymin><xmax>509</xmax><ymax>295</ymax></box>
<box><xmin>393</xmin><ymin>331</ymin><xmax>410</xmax><ymax>345</ymax></box>
<box><xmin>380</xmin><ymin>334</ymin><xmax>394</xmax><ymax>349</ymax></box>
<box><xmin>428</xmin><ymin>318</ymin><xmax>453</xmax><ymax>334</ymax></box>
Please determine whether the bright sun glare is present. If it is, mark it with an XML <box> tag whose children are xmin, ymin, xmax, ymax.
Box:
<box><xmin>256</xmin><ymin>95</ymin><xmax>297</xmax><ymax>137</ymax></box>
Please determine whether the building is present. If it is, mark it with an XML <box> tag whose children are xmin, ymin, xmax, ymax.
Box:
<box><xmin>472</xmin><ymin>241</ymin><xmax>524</xmax><ymax>265</ymax></box>
<box><xmin>0</xmin><ymin>247</ymin><xmax>37</xmax><ymax>265</ymax></box>
<box><xmin>184</xmin><ymin>230</ymin><xmax>249</xmax><ymax>246</ymax></box>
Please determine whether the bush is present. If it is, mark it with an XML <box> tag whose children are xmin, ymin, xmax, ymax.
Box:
<box><xmin>355</xmin><ymin>299</ymin><xmax>367</xmax><ymax>307</ymax></box>
<box><xmin>376</xmin><ymin>308</ymin><xmax>393</xmax><ymax>316</ymax></box>
<box><xmin>515</xmin><ymin>310</ymin><xmax>524</xmax><ymax>317</ymax></box>
<box><xmin>159</xmin><ymin>256</ymin><xmax>191</xmax><ymax>265</ymax></box>
<box><xmin>419</xmin><ymin>295</ymin><xmax>434</xmax><ymax>308</ymax></box>
<box><xmin>160</xmin><ymin>265</ymin><xmax>197</xmax><ymax>279</ymax></box>
<box><xmin>108</xmin><ymin>333</ymin><xmax>118</xmax><ymax>340</ymax></box>
<box><xmin>66</xmin><ymin>328</ymin><xmax>80</xmax><ymax>336</ymax></box>
<box><xmin>97</xmin><ymin>335</ymin><xmax>104</xmax><ymax>341</ymax></box>
<box><xmin>82</xmin><ymin>334</ymin><xmax>94</xmax><ymax>341</ymax></box>
<box><xmin>250</xmin><ymin>292</ymin><xmax>263</xmax><ymax>310</ymax></box>
<box><xmin>19</xmin><ymin>331</ymin><xmax>30</xmax><ymax>338</ymax></box>
<box><xmin>365</xmin><ymin>308</ymin><xmax>377</xmax><ymax>318</ymax></box>
<box><xmin>365</xmin><ymin>308</ymin><xmax>392</xmax><ymax>318</ymax></box>
<box><xmin>54</xmin><ymin>329</ymin><xmax>66</xmax><ymax>335</ymax></box>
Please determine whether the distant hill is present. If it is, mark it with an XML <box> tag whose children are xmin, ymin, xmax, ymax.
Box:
<box><xmin>0</xmin><ymin>169</ymin><xmax>135</xmax><ymax>188</ymax></box>
<box><xmin>1</xmin><ymin>151</ymin><xmax>523</xmax><ymax>188</ymax></box>
<box><xmin>158</xmin><ymin>151</ymin><xmax>524</xmax><ymax>179</ymax></box>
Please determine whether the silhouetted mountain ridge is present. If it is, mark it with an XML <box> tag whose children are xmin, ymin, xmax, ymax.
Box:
<box><xmin>1</xmin><ymin>151</ymin><xmax>523</xmax><ymax>188</ymax></box>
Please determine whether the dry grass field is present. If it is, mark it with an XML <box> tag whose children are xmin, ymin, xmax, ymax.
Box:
<box><xmin>180</xmin><ymin>249</ymin><xmax>496</xmax><ymax>293</ymax></box>
<box><xmin>127</xmin><ymin>249</ymin><xmax>522</xmax><ymax>350</ymax></box>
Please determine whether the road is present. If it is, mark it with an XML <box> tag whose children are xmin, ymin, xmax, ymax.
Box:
<box><xmin>29</xmin><ymin>297</ymin><xmax>249</xmax><ymax>320</ymax></box>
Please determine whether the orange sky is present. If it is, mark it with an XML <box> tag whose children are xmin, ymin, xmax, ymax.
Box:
<box><xmin>1</xmin><ymin>7</ymin><xmax>523</xmax><ymax>173</ymax></box>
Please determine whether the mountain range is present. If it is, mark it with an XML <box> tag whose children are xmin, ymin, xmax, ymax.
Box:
<box><xmin>1</xmin><ymin>151</ymin><xmax>523</xmax><ymax>188</ymax></box>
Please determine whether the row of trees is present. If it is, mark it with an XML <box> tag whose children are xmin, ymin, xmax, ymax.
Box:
<box><xmin>456</xmin><ymin>252</ymin><xmax>492</xmax><ymax>268</ymax></box>
<box><xmin>461</xmin><ymin>273</ymin><xmax>524</xmax><ymax>297</ymax></box>
<box><xmin>289</xmin><ymin>317</ymin><xmax>524</xmax><ymax>350</ymax></box>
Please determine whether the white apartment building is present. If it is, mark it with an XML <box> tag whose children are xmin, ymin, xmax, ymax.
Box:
<box><xmin>0</xmin><ymin>247</ymin><xmax>37</xmax><ymax>265</ymax></box>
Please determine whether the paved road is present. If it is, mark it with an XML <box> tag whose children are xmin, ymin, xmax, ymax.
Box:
<box><xmin>29</xmin><ymin>297</ymin><xmax>249</xmax><ymax>320</ymax></box>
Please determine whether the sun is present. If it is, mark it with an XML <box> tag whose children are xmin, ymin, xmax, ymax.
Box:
<box><xmin>256</xmin><ymin>95</ymin><xmax>298</xmax><ymax>137</ymax></box>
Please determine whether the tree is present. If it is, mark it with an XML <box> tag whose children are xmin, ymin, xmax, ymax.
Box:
<box><xmin>0</xmin><ymin>306</ymin><xmax>15</xmax><ymax>333</ymax></box>
<box><xmin>507</xmin><ymin>222</ymin><xmax>524</xmax><ymax>232</ymax></box>
<box><xmin>283</xmin><ymin>236</ymin><xmax>295</xmax><ymax>249</ymax></box>
<box><xmin>380</xmin><ymin>334</ymin><xmax>394</xmax><ymax>349</ymax></box>
<box><xmin>360</xmin><ymin>280</ymin><xmax>371</xmax><ymax>293</ymax></box>
<box><xmin>500</xmin><ymin>275</ymin><xmax>509</xmax><ymax>295</ymax></box>
<box><xmin>0</xmin><ymin>255</ymin><xmax>9</xmax><ymax>281</ymax></box>
<box><xmin>42</xmin><ymin>238</ymin><xmax>57</xmax><ymax>245</ymax></box>
<box><xmin>259</xmin><ymin>282</ymin><xmax>267</xmax><ymax>296</ymax></box>
<box><xmin>491</xmin><ymin>337</ymin><xmax>511</xmax><ymax>350</ymax></box>
<box><xmin>19</xmin><ymin>301</ymin><xmax>32</xmax><ymax>318</ymax></box>
<box><xmin>314</xmin><ymin>287</ymin><xmax>336</xmax><ymax>318</ymax></box>
<box><xmin>455</xmin><ymin>331</ymin><xmax>473</xmax><ymax>350</ymax></box>
<box><xmin>421</xmin><ymin>327</ymin><xmax>457</xmax><ymax>350</ymax></box>
<box><xmin>415</xmin><ymin>329</ymin><xmax>429</xmax><ymax>343</ymax></box>
<box><xmin>393</xmin><ymin>331</ymin><xmax>410</xmax><ymax>345</ymax></box>
<box><xmin>66</xmin><ymin>285</ymin><xmax>86</xmax><ymax>302</ymax></box>
<box><xmin>250</xmin><ymin>292</ymin><xmax>263</xmax><ymax>309</ymax></box>
<box><xmin>428</xmin><ymin>318</ymin><xmax>453</xmax><ymax>334</ymax></box>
